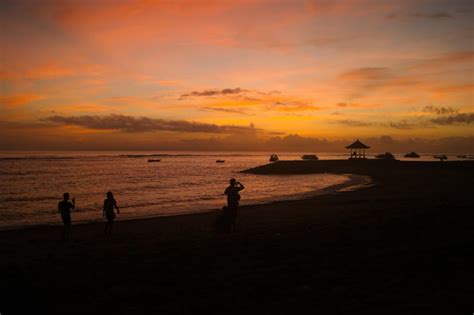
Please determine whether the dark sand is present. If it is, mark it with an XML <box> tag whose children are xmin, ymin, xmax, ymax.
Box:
<box><xmin>2</xmin><ymin>160</ymin><xmax>474</xmax><ymax>314</ymax></box>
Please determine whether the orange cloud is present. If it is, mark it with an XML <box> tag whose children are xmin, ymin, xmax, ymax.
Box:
<box><xmin>412</xmin><ymin>51</ymin><xmax>474</xmax><ymax>70</ymax></box>
<box><xmin>431</xmin><ymin>84</ymin><xmax>474</xmax><ymax>94</ymax></box>
<box><xmin>339</xmin><ymin>67</ymin><xmax>392</xmax><ymax>81</ymax></box>
<box><xmin>1</xmin><ymin>62</ymin><xmax>107</xmax><ymax>81</ymax></box>
<box><xmin>270</xmin><ymin>102</ymin><xmax>321</xmax><ymax>112</ymax></box>
<box><xmin>0</xmin><ymin>94</ymin><xmax>44</xmax><ymax>108</ymax></box>
<box><xmin>336</xmin><ymin>102</ymin><xmax>383</xmax><ymax>109</ymax></box>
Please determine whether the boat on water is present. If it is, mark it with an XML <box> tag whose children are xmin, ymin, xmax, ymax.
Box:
<box><xmin>216</xmin><ymin>160</ymin><xmax>225</xmax><ymax>163</ymax></box>
<box><xmin>301</xmin><ymin>154</ymin><xmax>318</xmax><ymax>160</ymax></box>
<box><xmin>433</xmin><ymin>155</ymin><xmax>448</xmax><ymax>161</ymax></box>
<box><xmin>269</xmin><ymin>154</ymin><xmax>279</xmax><ymax>162</ymax></box>
<box><xmin>404</xmin><ymin>152</ymin><xmax>420</xmax><ymax>158</ymax></box>
<box><xmin>375</xmin><ymin>152</ymin><xmax>396</xmax><ymax>160</ymax></box>
<box><xmin>148</xmin><ymin>159</ymin><xmax>161</xmax><ymax>162</ymax></box>
<box><xmin>456</xmin><ymin>154</ymin><xmax>467</xmax><ymax>158</ymax></box>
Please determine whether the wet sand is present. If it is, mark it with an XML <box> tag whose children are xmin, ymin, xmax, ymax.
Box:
<box><xmin>2</xmin><ymin>160</ymin><xmax>474</xmax><ymax>314</ymax></box>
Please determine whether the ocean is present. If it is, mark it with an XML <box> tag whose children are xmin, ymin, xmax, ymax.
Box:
<box><xmin>0</xmin><ymin>151</ymin><xmax>451</xmax><ymax>229</ymax></box>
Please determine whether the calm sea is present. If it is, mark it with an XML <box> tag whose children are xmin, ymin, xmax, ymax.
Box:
<box><xmin>0</xmin><ymin>151</ymin><xmax>444</xmax><ymax>229</ymax></box>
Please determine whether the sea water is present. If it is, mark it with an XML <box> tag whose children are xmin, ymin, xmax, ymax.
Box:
<box><xmin>1</xmin><ymin>150</ymin><xmax>435</xmax><ymax>229</ymax></box>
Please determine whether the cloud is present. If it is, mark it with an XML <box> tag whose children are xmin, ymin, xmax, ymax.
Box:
<box><xmin>413</xmin><ymin>12</ymin><xmax>453</xmax><ymax>19</ymax></box>
<box><xmin>44</xmin><ymin>114</ymin><xmax>265</xmax><ymax>134</ymax></box>
<box><xmin>413</xmin><ymin>51</ymin><xmax>474</xmax><ymax>70</ymax></box>
<box><xmin>388</xmin><ymin>11</ymin><xmax>454</xmax><ymax>19</ymax></box>
<box><xmin>334</xmin><ymin>119</ymin><xmax>371</xmax><ymax>127</ymax></box>
<box><xmin>2</xmin><ymin>119</ymin><xmax>473</xmax><ymax>153</ymax></box>
<box><xmin>201</xmin><ymin>107</ymin><xmax>248</xmax><ymax>114</ymax></box>
<box><xmin>422</xmin><ymin>105</ymin><xmax>457</xmax><ymax>115</ymax></box>
<box><xmin>388</xmin><ymin>121</ymin><xmax>417</xmax><ymax>129</ymax></box>
<box><xmin>181</xmin><ymin>88</ymin><xmax>246</xmax><ymax>98</ymax></box>
<box><xmin>271</xmin><ymin>101</ymin><xmax>321</xmax><ymax>112</ymax></box>
<box><xmin>338</xmin><ymin>66</ymin><xmax>421</xmax><ymax>99</ymax></box>
<box><xmin>339</xmin><ymin>67</ymin><xmax>391</xmax><ymax>81</ymax></box>
<box><xmin>431</xmin><ymin>113</ymin><xmax>474</xmax><ymax>125</ymax></box>
<box><xmin>0</xmin><ymin>94</ymin><xmax>44</xmax><ymax>108</ymax></box>
<box><xmin>431</xmin><ymin>84</ymin><xmax>474</xmax><ymax>94</ymax></box>
<box><xmin>336</xmin><ymin>102</ymin><xmax>382</xmax><ymax>109</ymax></box>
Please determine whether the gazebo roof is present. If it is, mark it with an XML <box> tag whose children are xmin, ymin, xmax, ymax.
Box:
<box><xmin>345</xmin><ymin>139</ymin><xmax>370</xmax><ymax>149</ymax></box>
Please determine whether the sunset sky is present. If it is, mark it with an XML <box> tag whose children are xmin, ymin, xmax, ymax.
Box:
<box><xmin>1</xmin><ymin>0</ymin><xmax>473</xmax><ymax>151</ymax></box>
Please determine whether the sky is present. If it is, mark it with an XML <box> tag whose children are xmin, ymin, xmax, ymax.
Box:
<box><xmin>0</xmin><ymin>0</ymin><xmax>473</xmax><ymax>152</ymax></box>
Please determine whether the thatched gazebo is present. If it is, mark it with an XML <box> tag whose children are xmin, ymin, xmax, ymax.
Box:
<box><xmin>346</xmin><ymin>139</ymin><xmax>370</xmax><ymax>159</ymax></box>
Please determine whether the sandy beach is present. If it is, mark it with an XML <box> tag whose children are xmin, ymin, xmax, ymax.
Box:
<box><xmin>2</xmin><ymin>160</ymin><xmax>474</xmax><ymax>314</ymax></box>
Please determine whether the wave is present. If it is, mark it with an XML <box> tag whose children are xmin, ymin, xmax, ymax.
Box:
<box><xmin>1</xmin><ymin>196</ymin><xmax>59</xmax><ymax>203</ymax></box>
<box><xmin>0</xmin><ymin>157</ymin><xmax>78</xmax><ymax>161</ymax></box>
<box><xmin>0</xmin><ymin>154</ymin><xmax>243</xmax><ymax>161</ymax></box>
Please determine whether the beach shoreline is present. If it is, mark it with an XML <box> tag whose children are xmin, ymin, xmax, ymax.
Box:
<box><xmin>2</xmin><ymin>160</ymin><xmax>473</xmax><ymax>314</ymax></box>
<box><xmin>0</xmin><ymin>172</ymin><xmax>369</xmax><ymax>232</ymax></box>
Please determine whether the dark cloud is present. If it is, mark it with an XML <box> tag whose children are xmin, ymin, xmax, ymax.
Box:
<box><xmin>422</xmin><ymin>105</ymin><xmax>458</xmax><ymax>115</ymax></box>
<box><xmin>336</xmin><ymin>118</ymin><xmax>430</xmax><ymax>130</ymax></box>
<box><xmin>336</xmin><ymin>102</ymin><xmax>382</xmax><ymax>109</ymax></box>
<box><xmin>181</xmin><ymin>88</ymin><xmax>246</xmax><ymax>98</ymax></box>
<box><xmin>271</xmin><ymin>102</ymin><xmax>321</xmax><ymax>112</ymax></box>
<box><xmin>2</xmin><ymin>120</ymin><xmax>473</xmax><ymax>153</ymax></box>
<box><xmin>335</xmin><ymin>120</ymin><xmax>371</xmax><ymax>127</ymax></box>
<box><xmin>44</xmin><ymin>114</ymin><xmax>262</xmax><ymax>134</ymax></box>
<box><xmin>201</xmin><ymin>107</ymin><xmax>248</xmax><ymax>114</ymax></box>
<box><xmin>387</xmin><ymin>11</ymin><xmax>454</xmax><ymax>20</ymax></box>
<box><xmin>431</xmin><ymin>113</ymin><xmax>474</xmax><ymax>125</ymax></box>
<box><xmin>256</xmin><ymin>90</ymin><xmax>281</xmax><ymax>96</ymax></box>
<box><xmin>389</xmin><ymin>121</ymin><xmax>416</xmax><ymax>130</ymax></box>
<box><xmin>413</xmin><ymin>12</ymin><xmax>453</xmax><ymax>19</ymax></box>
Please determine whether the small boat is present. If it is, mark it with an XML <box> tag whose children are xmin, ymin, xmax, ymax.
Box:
<box><xmin>269</xmin><ymin>154</ymin><xmax>279</xmax><ymax>162</ymax></box>
<box><xmin>301</xmin><ymin>154</ymin><xmax>318</xmax><ymax>160</ymax></box>
<box><xmin>216</xmin><ymin>160</ymin><xmax>225</xmax><ymax>163</ymax></box>
<box><xmin>148</xmin><ymin>159</ymin><xmax>161</xmax><ymax>162</ymax></box>
<box><xmin>375</xmin><ymin>152</ymin><xmax>395</xmax><ymax>160</ymax></box>
<box><xmin>456</xmin><ymin>154</ymin><xmax>467</xmax><ymax>158</ymax></box>
<box><xmin>404</xmin><ymin>152</ymin><xmax>420</xmax><ymax>158</ymax></box>
<box><xmin>433</xmin><ymin>155</ymin><xmax>448</xmax><ymax>161</ymax></box>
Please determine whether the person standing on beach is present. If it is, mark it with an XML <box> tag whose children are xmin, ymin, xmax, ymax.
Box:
<box><xmin>103</xmin><ymin>191</ymin><xmax>120</xmax><ymax>235</ymax></box>
<box><xmin>223</xmin><ymin>178</ymin><xmax>245</xmax><ymax>232</ymax></box>
<box><xmin>58</xmin><ymin>192</ymin><xmax>75</xmax><ymax>240</ymax></box>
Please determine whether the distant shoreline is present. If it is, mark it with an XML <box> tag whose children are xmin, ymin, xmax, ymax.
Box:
<box><xmin>242</xmin><ymin>158</ymin><xmax>474</xmax><ymax>176</ymax></box>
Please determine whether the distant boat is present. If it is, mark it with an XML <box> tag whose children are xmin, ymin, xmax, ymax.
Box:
<box><xmin>216</xmin><ymin>160</ymin><xmax>225</xmax><ymax>163</ymax></box>
<box><xmin>269</xmin><ymin>154</ymin><xmax>279</xmax><ymax>162</ymax></box>
<box><xmin>433</xmin><ymin>155</ymin><xmax>448</xmax><ymax>161</ymax></box>
<box><xmin>456</xmin><ymin>154</ymin><xmax>467</xmax><ymax>158</ymax></box>
<box><xmin>375</xmin><ymin>152</ymin><xmax>395</xmax><ymax>160</ymax></box>
<box><xmin>148</xmin><ymin>159</ymin><xmax>161</xmax><ymax>162</ymax></box>
<box><xmin>404</xmin><ymin>152</ymin><xmax>420</xmax><ymax>158</ymax></box>
<box><xmin>301</xmin><ymin>154</ymin><xmax>318</xmax><ymax>160</ymax></box>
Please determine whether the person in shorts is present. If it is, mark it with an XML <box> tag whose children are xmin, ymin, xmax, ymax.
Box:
<box><xmin>103</xmin><ymin>191</ymin><xmax>120</xmax><ymax>235</ymax></box>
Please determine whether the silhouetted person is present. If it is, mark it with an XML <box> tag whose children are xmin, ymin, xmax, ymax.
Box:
<box><xmin>58</xmin><ymin>193</ymin><xmax>75</xmax><ymax>240</ymax></box>
<box><xmin>103</xmin><ymin>191</ymin><xmax>120</xmax><ymax>235</ymax></box>
<box><xmin>222</xmin><ymin>178</ymin><xmax>245</xmax><ymax>232</ymax></box>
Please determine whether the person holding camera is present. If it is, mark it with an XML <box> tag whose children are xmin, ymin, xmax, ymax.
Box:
<box><xmin>223</xmin><ymin>178</ymin><xmax>245</xmax><ymax>232</ymax></box>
